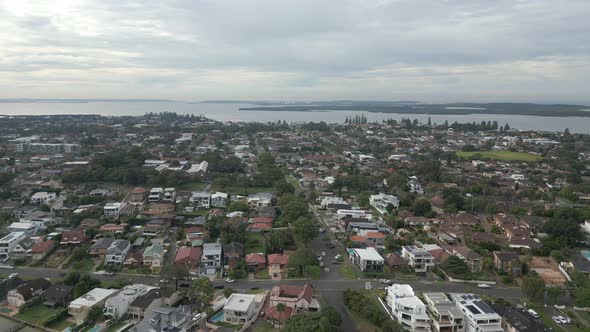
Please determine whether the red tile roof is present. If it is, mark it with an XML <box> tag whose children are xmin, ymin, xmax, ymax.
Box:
<box><xmin>366</xmin><ymin>232</ymin><xmax>385</xmax><ymax>239</ymax></box>
<box><xmin>350</xmin><ymin>235</ymin><xmax>366</xmax><ymax>242</ymax></box>
<box><xmin>246</xmin><ymin>253</ymin><xmax>266</xmax><ymax>264</ymax></box>
<box><xmin>131</xmin><ymin>187</ymin><xmax>147</xmax><ymax>194</ymax></box>
<box><xmin>175</xmin><ymin>246</ymin><xmax>202</xmax><ymax>264</ymax></box>
<box><xmin>248</xmin><ymin>223</ymin><xmax>272</xmax><ymax>231</ymax></box>
<box><xmin>30</xmin><ymin>240</ymin><xmax>55</xmax><ymax>253</ymax></box>
<box><xmin>274</xmin><ymin>283</ymin><xmax>313</xmax><ymax>303</ymax></box>
<box><xmin>266</xmin><ymin>305</ymin><xmax>294</xmax><ymax>322</ymax></box>
<box><xmin>251</xmin><ymin>216</ymin><xmax>273</xmax><ymax>224</ymax></box>
<box><xmin>268</xmin><ymin>253</ymin><xmax>289</xmax><ymax>265</ymax></box>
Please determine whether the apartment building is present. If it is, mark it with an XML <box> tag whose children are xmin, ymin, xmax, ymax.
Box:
<box><xmin>402</xmin><ymin>245</ymin><xmax>435</xmax><ymax>273</ymax></box>
<box><xmin>386</xmin><ymin>284</ymin><xmax>431</xmax><ymax>332</ymax></box>
<box><xmin>423</xmin><ymin>293</ymin><xmax>465</xmax><ymax>332</ymax></box>
<box><xmin>148</xmin><ymin>187</ymin><xmax>164</xmax><ymax>202</ymax></box>
<box><xmin>449</xmin><ymin>294</ymin><xmax>503</xmax><ymax>332</ymax></box>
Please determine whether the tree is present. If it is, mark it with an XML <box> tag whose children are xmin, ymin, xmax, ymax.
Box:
<box><xmin>223</xmin><ymin>288</ymin><xmax>235</xmax><ymax>298</ymax></box>
<box><xmin>85</xmin><ymin>306</ymin><xmax>103</xmax><ymax>324</ymax></box>
<box><xmin>521</xmin><ymin>274</ymin><xmax>546</xmax><ymax>303</ymax></box>
<box><xmin>277</xmin><ymin>303</ymin><xmax>286</xmax><ymax>329</ymax></box>
<box><xmin>63</xmin><ymin>271</ymin><xmax>81</xmax><ymax>285</ymax></box>
<box><xmin>185</xmin><ymin>277</ymin><xmax>214</xmax><ymax>313</ymax></box>
<box><xmin>546</xmin><ymin>286</ymin><xmax>563</xmax><ymax>304</ymax></box>
<box><xmin>227</xmin><ymin>201</ymin><xmax>250</xmax><ymax>212</ymax></box>
<box><xmin>161</xmin><ymin>264</ymin><xmax>189</xmax><ymax>290</ymax></box>
<box><xmin>287</xmin><ymin>248</ymin><xmax>319</xmax><ymax>277</ymax></box>
<box><xmin>412</xmin><ymin>199</ymin><xmax>432</xmax><ymax>216</ymax></box>
<box><xmin>274</xmin><ymin>179</ymin><xmax>295</xmax><ymax>197</ymax></box>
<box><xmin>442</xmin><ymin>256</ymin><xmax>471</xmax><ymax>278</ymax></box>
<box><xmin>293</xmin><ymin>217</ymin><xmax>317</xmax><ymax>245</ymax></box>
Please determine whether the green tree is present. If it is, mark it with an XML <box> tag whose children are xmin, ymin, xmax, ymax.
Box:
<box><xmin>293</xmin><ymin>217</ymin><xmax>317</xmax><ymax>245</ymax></box>
<box><xmin>223</xmin><ymin>288</ymin><xmax>235</xmax><ymax>298</ymax></box>
<box><xmin>161</xmin><ymin>264</ymin><xmax>189</xmax><ymax>290</ymax></box>
<box><xmin>412</xmin><ymin>199</ymin><xmax>432</xmax><ymax>216</ymax></box>
<box><xmin>185</xmin><ymin>277</ymin><xmax>214</xmax><ymax>313</ymax></box>
<box><xmin>521</xmin><ymin>274</ymin><xmax>546</xmax><ymax>303</ymax></box>
<box><xmin>85</xmin><ymin>306</ymin><xmax>103</xmax><ymax>324</ymax></box>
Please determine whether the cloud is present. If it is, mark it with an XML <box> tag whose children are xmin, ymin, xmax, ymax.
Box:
<box><xmin>0</xmin><ymin>0</ymin><xmax>588</xmax><ymax>102</ymax></box>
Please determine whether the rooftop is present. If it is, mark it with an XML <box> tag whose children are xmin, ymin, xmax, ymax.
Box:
<box><xmin>224</xmin><ymin>293</ymin><xmax>256</xmax><ymax>312</ymax></box>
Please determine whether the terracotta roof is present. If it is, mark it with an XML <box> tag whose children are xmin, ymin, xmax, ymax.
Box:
<box><xmin>175</xmin><ymin>246</ymin><xmax>202</xmax><ymax>264</ymax></box>
<box><xmin>184</xmin><ymin>227</ymin><xmax>203</xmax><ymax>234</ymax></box>
<box><xmin>350</xmin><ymin>235</ymin><xmax>366</xmax><ymax>243</ymax></box>
<box><xmin>266</xmin><ymin>305</ymin><xmax>294</xmax><ymax>322</ymax></box>
<box><xmin>30</xmin><ymin>240</ymin><xmax>55</xmax><ymax>253</ymax></box>
<box><xmin>385</xmin><ymin>253</ymin><xmax>406</xmax><ymax>267</ymax></box>
<box><xmin>366</xmin><ymin>232</ymin><xmax>385</xmax><ymax>239</ymax></box>
<box><xmin>268</xmin><ymin>253</ymin><xmax>289</xmax><ymax>265</ymax></box>
<box><xmin>274</xmin><ymin>283</ymin><xmax>314</xmax><ymax>303</ymax></box>
<box><xmin>246</xmin><ymin>253</ymin><xmax>266</xmax><ymax>264</ymax></box>
<box><xmin>248</xmin><ymin>223</ymin><xmax>272</xmax><ymax>231</ymax></box>
<box><xmin>131</xmin><ymin>187</ymin><xmax>147</xmax><ymax>194</ymax></box>
<box><xmin>251</xmin><ymin>216</ymin><xmax>273</xmax><ymax>224</ymax></box>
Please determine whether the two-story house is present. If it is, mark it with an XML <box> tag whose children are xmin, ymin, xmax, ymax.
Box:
<box><xmin>105</xmin><ymin>240</ymin><xmax>131</xmax><ymax>266</ymax></box>
<box><xmin>267</xmin><ymin>253</ymin><xmax>289</xmax><ymax>280</ymax></box>
<box><xmin>224</xmin><ymin>293</ymin><xmax>257</xmax><ymax>325</ymax></box>
<box><xmin>7</xmin><ymin>278</ymin><xmax>51</xmax><ymax>307</ymax></box>
<box><xmin>201</xmin><ymin>242</ymin><xmax>222</xmax><ymax>275</ymax></box>
<box><xmin>143</xmin><ymin>244</ymin><xmax>165</xmax><ymax>270</ymax></box>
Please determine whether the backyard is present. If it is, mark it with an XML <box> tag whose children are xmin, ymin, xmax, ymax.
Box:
<box><xmin>16</xmin><ymin>303</ymin><xmax>62</xmax><ymax>325</ymax></box>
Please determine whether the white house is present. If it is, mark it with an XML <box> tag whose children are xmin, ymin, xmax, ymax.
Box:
<box><xmin>408</xmin><ymin>176</ymin><xmax>424</xmax><ymax>194</ymax></box>
<box><xmin>223</xmin><ymin>293</ymin><xmax>257</xmax><ymax>324</ymax></box>
<box><xmin>449</xmin><ymin>294</ymin><xmax>502</xmax><ymax>332</ymax></box>
<box><xmin>30</xmin><ymin>192</ymin><xmax>57</xmax><ymax>205</ymax></box>
<box><xmin>211</xmin><ymin>192</ymin><xmax>228</xmax><ymax>208</ymax></box>
<box><xmin>0</xmin><ymin>232</ymin><xmax>28</xmax><ymax>259</ymax></box>
<box><xmin>402</xmin><ymin>245</ymin><xmax>435</xmax><ymax>273</ymax></box>
<box><xmin>103</xmin><ymin>284</ymin><xmax>154</xmax><ymax>320</ymax></box>
<box><xmin>320</xmin><ymin>196</ymin><xmax>348</xmax><ymax>209</ymax></box>
<box><xmin>349</xmin><ymin>247</ymin><xmax>384</xmax><ymax>272</ymax></box>
<box><xmin>423</xmin><ymin>293</ymin><xmax>465</xmax><ymax>332</ymax></box>
<box><xmin>148</xmin><ymin>187</ymin><xmax>164</xmax><ymax>202</ymax></box>
<box><xmin>386</xmin><ymin>284</ymin><xmax>431</xmax><ymax>332</ymax></box>
<box><xmin>105</xmin><ymin>240</ymin><xmax>131</xmax><ymax>266</ymax></box>
<box><xmin>191</xmin><ymin>192</ymin><xmax>211</xmax><ymax>209</ymax></box>
<box><xmin>336</xmin><ymin>209</ymin><xmax>372</xmax><ymax>220</ymax></box>
<box><xmin>6</xmin><ymin>222</ymin><xmax>38</xmax><ymax>236</ymax></box>
<box><xmin>369</xmin><ymin>193</ymin><xmax>399</xmax><ymax>214</ymax></box>
<box><xmin>104</xmin><ymin>202</ymin><xmax>126</xmax><ymax>220</ymax></box>
<box><xmin>69</xmin><ymin>288</ymin><xmax>118</xmax><ymax>325</ymax></box>
<box><xmin>201</xmin><ymin>242</ymin><xmax>222</xmax><ymax>275</ymax></box>
<box><xmin>162</xmin><ymin>188</ymin><xmax>176</xmax><ymax>202</ymax></box>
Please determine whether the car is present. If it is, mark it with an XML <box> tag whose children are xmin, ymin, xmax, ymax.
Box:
<box><xmin>335</xmin><ymin>254</ymin><xmax>342</xmax><ymax>260</ymax></box>
<box><xmin>527</xmin><ymin>309</ymin><xmax>539</xmax><ymax>318</ymax></box>
<box><xmin>225</xmin><ymin>278</ymin><xmax>236</xmax><ymax>283</ymax></box>
<box><xmin>552</xmin><ymin>316</ymin><xmax>562</xmax><ymax>324</ymax></box>
<box><xmin>321</xmin><ymin>251</ymin><xmax>326</xmax><ymax>256</ymax></box>
<box><xmin>327</xmin><ymin>243</ymin><xmax>335</xmax><ymax>248</ymax></box>
<box><xmin>477</xmin><ymin>283</ymin><xmax>491</xmax><ymax>289</ymax></box>
<box><xmin>317</xmin><ymin>256</ymin><xmax>322</xmax><ymax>261</ymax></box>
<box><xmin>379</xmin><ymin>279</ymin><xmax>391</xmax><ymax>284</ymax></box>
<box><xmin>104</xmin><ymin>271</ymin><xmax>115</xmax><ymax>276</ymax></box>
<box><xmin>250</xmin><ymin>287</ymin><xmax>259</xmax><ymax>290</ymax></box>
<box><xmin>320</xmin><ymin>262</ymin><xmax>325</xmax><ymax>268</ymax></box>
<box><xmin>319</xmin><ymin>228</ymin><xmax>325</xmax><ymax>233</ymax></box>
<box><xmin>8</xmin><ymin>273</ymin><xmax>18</xmax><ymax>279</ymax></box>
<box><xmin>331</xmin><ymin>260</ymin><xmax>341</xmax><ymax>265</ymax></box>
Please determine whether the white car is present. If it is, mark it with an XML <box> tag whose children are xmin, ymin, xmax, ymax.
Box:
<box><xmin>9</xmin><ymin>273</ymin><xmax>18</xmax><ymax>279</ymax></box>
<box><xmin>477</xmin><ymin>283</ymin><xmax>491</xmax><ymax>289</ymax></box>
<box><xmin>321</xmin><ymin>251</ymin><xmax>326</xmax><ymax>256</ymax></box>
<box><xmin>225</xmin><ymin>278</ymin><xmax>236</xmax><ymax>283</ymax></box>
<box><xmin>552</xmin><ymin>316</ymin><xmax>562</xmax><ymax>324</ymax></box>
<box><xmin>317</xmin><ymin>256</ymin><xmax>322</xmax><ymax>261</ymax></box>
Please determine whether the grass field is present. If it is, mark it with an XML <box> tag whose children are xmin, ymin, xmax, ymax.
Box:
<box><xmin>48</xmin><ymin>317</ymin><xmax>74</xmax><ymax>331</ymax></box>
<box><xmin>456</xmin><ymin>150</ymin><xmax>541</xmax><ymax>162</ymax></box>
<box><xmin>253</xmin><ymin>322</ymin><xmax>279</xmax><ymax>332</ymax></box>
<box><xmin>16</xmin><ymin>303</ymin><xmax>61</xmax><ymax>325</ymax></box>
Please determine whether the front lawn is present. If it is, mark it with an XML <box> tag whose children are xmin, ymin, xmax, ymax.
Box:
<box><xmin>71</xmin><ymin>257</ymin><xmax>96</xmax><ymax>271</ymax></box>
<box><xmin>16</xmin><ymin>303</ymin><xmax>61</xmax><ymax>325</ymax></box>
<box><xmin>254</xmin><ymin>322</ymin><xmax>279</xmax><ymax>332</ymax></box>
<box><xmin>340</xmin><ymin>264</ymin><xmax>363</xmax><ymax>279</ymax></box>
<box><xmin>45</xmin><ymin>252</ymin><xmax>68</xmax><ymax>268</ymax></box>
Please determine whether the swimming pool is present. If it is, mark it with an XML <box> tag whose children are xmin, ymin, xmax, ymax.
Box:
<box><xmin>87</xmin><ymin>325</ymin><xmax>101</xmax><ymax>332</ymax></box>
<box><xmin>209</xmin><ymin>311</ymin><xmax>225</xmax><ymax>323</ymax></box>
<box><xmin>582</xmin><ymin>250</ymin><xmax>590</xmax><ymax>261</ymax></box>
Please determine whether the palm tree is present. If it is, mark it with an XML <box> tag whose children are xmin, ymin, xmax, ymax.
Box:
<box><xmin>276</xmin><ymin>303</ymin><xmax>286</xmax><ymax>330</ymax></box>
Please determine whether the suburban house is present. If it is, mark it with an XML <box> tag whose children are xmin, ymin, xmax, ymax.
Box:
<box><xmin>268</xmin><ymin>253</ymin><xmax>290</xmax><ymax>280</ymax></box>
<box><xmin>447</xmin><ymin>245</ymin><xmax>483</xmax><ymax>273</ymax></box>
<box><xmin>42</xmin><ymin>284</ymin><xmax>74</xmax><ymax>307</ymax></box>
<box><xmin>30</xmin><ymin>192</ymin><xmax>58</xmax><ymax>205</ymax></box>
<box><xmin>7</xmin><ymin>222</ymin><xmax>38</xmax><ymax>236</ymax></box>
<box><xmin>143</xmin><ymin>244</ymin><xmax>165</xmax><ymax>269</ymax></box>
<box><xmin>349</xmin><ymin>247</ymin><xmax>384</xmax><ymax>272</ymax></box>
<box><xmin>223</xmin><ymin>242</ymin><xmax>244</xmax><ymax>271</ymax></box>
<box><xmin>104</xmin><ymin>284</ymin><xmax>154</xmax><ymax>320</ymax></box>
<box><xmin>402</xmin><ymin>245</ymin><xmax>435</xmax><ymax>273</ymax></box>
<box><xmin>245</xmin><ymin>253</ymin><xmax>266</xmax><ymax>273</ymax></box>
<box><xmin>30</xmin><ymin>240</ymin><xmax>56</xmax><ymax>261</ymax></box>
<box><xmin>60</xmin><ymin>229</ymin><xmax>86</xmax><ymax>246</ymax></box>
<box><xmin>423</xmin><ymin>292</ymin><xmax>465</xmax><ymax>332</ymax></box>
<box><xmin>223</xmin><ymin>293</ymin><xmax>257</xmax><ymax>325</ymax></box>
<box><xmin>191</xmin><ymin>192</ymin><xmax>211</xmax><ymax>209</ymax></box>
<box><xmin>0</xmin><ymin>277</ymin><xmax>26</xmax><ymax>300</ymax></box>
<box><xmin>247</xmin><ymin>193</ymin><xmax>273</xmax><ymax>209</ymax></box>
<box><xmin>0</xmin><ymin>232</ymin><xmax>27</xmax><ymax>259</ymax></box>
<box><xmin>365</xmin><ymin>232</ymin><xmax>386</xmax><ymax>247</ymax></box>
<box><xmin>128</xmin><ymin>288</ymin><xmax>179</xmax><ymax>320</ymax></box>
<box><xmin>89</xmin><ymin>238</ymin><xmax>115</xmax><ymax>256</ymax></box>
<box><xmin>385</xmin><ymin>253</ymin><xmax>408</xmax><ymax>270</ymax></box>
<box><xmin>12</xmin><ymin>237</ymin><xmax>35</xmax><ymax>259</ymax></box>
<box><xmin>493</xmin><ymin>251</ymin><xmax>522</xmax><ymax>276</ymax></box>
<box><xmin>369</xmin><ymin>193</ymin><xmax>400</xmax><ymax>214</ymax></box>
<box><xmin>449</xmin><ymin>294</ymin><xmax>503</xmax><ymax>332</ymax></box>
<box><xmin>201</xmin><ymin>242</ymin><xmax>222</xmax><ymax>275</ymax></box>
<box><xmin>105</xmin><ymin>240</ymin><xmax>131</xmax><ymax>266</ymax></box>
<box><xmin>175</xmin><ymin>247</ymin><xmax>202</xmax><ymax>271</ymax></box>
<box><xmin>7</xmin><ymin>278</ymin><xmax>51</xmax><ymax>307</ymax></box>
<box><xmin>148</xmin><ymin>188</ymin><xmax>164</xmax><ymax>202</ymax></box>
<box><xmin>129</xmin><ymin>305</ymin><xmax>194</xmax><ymax>332</ymax></box>
<box><xmin>124</xmin><ymin>252</ymin><xmax>144</xmax><ymax>267</ymax></box>
<box><xmin>142</xmin><ymin>219</ymin><xmax>169</xmax><ymax>237</ymax></box>
<box><xmin>100</xmin><ymin>223</ymin><xmax>127</xmax><ymax>234</ymax></box>
<box><xmin>386</xmin><ymin>284</ymin><xmax>431</xmax><ymax>332</ymax></box>
<box><xmin>211</xmin><ymin>192</ymin><xmax>228</xmax><ymax>208</ymax></box>
<box><xmin>104</xmin><ymin>202</ymin><xmax>127</xmax><ymax>220</ymax></box>
<box><xmin>266</xmin><ymin>284</ymin><xmax>319</xmax><ymax>328</ymax></box>
<box><xmin>129</xmin><ymin>187</ymin><xmax>147</xmax><ymax>204</ymax></box>
<box><xmin>69</xmin><ymin>288</ymin><xmax>118</xmax><ymax>325</ymax></box>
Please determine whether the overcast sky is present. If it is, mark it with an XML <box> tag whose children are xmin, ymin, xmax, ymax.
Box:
<box><xmin>0</xmin><ymin>0</ymin><xmax>589</xmax><ymax>103</ymax></box>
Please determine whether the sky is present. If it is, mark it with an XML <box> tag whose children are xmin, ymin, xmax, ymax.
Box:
<box><xmin>0</xmin><ymin>0</ymin><xmax>589</xmax><ymax>104</ymax></box>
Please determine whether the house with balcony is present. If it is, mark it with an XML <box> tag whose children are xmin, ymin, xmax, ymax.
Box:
<box><xmin>69</xmin><ymin>288</ymin><xmax>118</xmax><ymax>325</ymax></box>
<box><xmin>104</xmin><ymin>202</ymin><xmax>126</xmax><ymax>220</ymax></box>
<box><xmin>162</xmin><ymin>188</ymin><xmax>176</xmax><ymax>202</ymax></box>
<box><xmin>349</xmin><ymin>247</ymin><xmax>384</xmax><ymax>272</ymax></box>
<box><xmin>369</xmin><ymin>193</ymin><xmax>399</xmax><ymax>214</ymax></box>
<box><xmin>148</xmin><ymin>188</ymin><xmax>164</xmax><ymax>202</ymax></box>
<box><xmin>60</xmin><ymin>229</ymin><xmax>86</xmax><ymax>246</ymax></box>
<box><xmin>128</xmin><ymin>288</ymin><xmax>180</xmax><ymax>320</ymax></box>
<box><xmin>402</xmin><ymin>245</ymin><xmax>435</xmax><ymax>273</ymax></box>
<box><xmin>104</xmin><ymin>284</ymin><xmax>154</xmax><ymax>320</ymax></box>
<box><xmin>211</xmin><ymin>192</ymin><xmax>228</xmax><ymax>208</ymax></box>
<box><xmin>30</xmin><ymin>192</ymin><xmax>58</xmax><ymax>205</ymax></box>
<box><xmin>268</xmin><ymin>253</ymin><xmax>290</xmax><ymax>280</ymax></box>
<box><xmin>201</xmin><ymin>242</ymin><xmax>222</xmax><ymax>275</ymax></box>
<box><xmin>423</xmin><ymin>293</ymin><xmax>465</xmax><ymax>332</ymax></box>
<box><xmin>449</xmin><ymin>294</ymin><xmax>502</xmax><ymax>332</ymax></box>
<box><xmin>7</xmin><ymin>278</ymin><xmax>51</xmax><ymax>307</ymax></box>
<box><xmin>191</xmin><ymin>192</ymin><xmax>210</xmax><ymax>209</ymax></box>
<box><xmin>143</xmin><ymin>244</ymin><xmax>165</xmax><ymax>270</ymax></box>
<box><xmin>386</xmin><ymin>284</ymin><xmax>431</xmax><ymax>332</ymax></box>
<box><xmin>0</xmin><ymin>232</ymin><xmax>27</xmax><ymax>259</ymax></box>
<box><xmin>129</xmin><ymin>187</ymin><xmax>147</xmax><ymax>204</ymax></box>
<box><xmin>129</xmin><ymin>305</ymin><xmax>195</xmax><ymax>332</ymax></box>
<box><xmin>105</xmin><ymin>240</ymin><xmax>131</xmax><ymax>266</ymax></box>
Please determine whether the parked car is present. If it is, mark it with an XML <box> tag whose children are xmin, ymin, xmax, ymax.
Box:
<box><xmin>477</xmin><ymin>283</ymin><xmax>491</xmax><ymax>289</ymax></box>
<box><xmin>8</xmin><ymin>273</ymin><xmax>18</xmax><ymax>279</ymax></box>
<box><xmin>552</xmin><ymin>316</ymin><xmax>562</xmax><ymax>324</ymax></box>
<box><xmin>225</xmin><ymin>278</ymin><xmax>236</xmax><ymax>283</ymax></box>
<box><xmin>379</xmin><ymin>279</ymin><xmax>391</xmax><ymax>284</ymax></box>
<box><xmin>104</xmin><ymin>271</ymin><xmax>115</xmax><ymax>276</ymax></box>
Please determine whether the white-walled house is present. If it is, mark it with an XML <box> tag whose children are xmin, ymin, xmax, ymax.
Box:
<box><xmin>386</xmin><ymin>284</ymin><xmax>431</xmax><ymax>332</ymax></box>
<box><xmin>223</xmin><ymin>293</ymin><xmax>257</xmax><ymax>324</ymax></box>
<box><xmin>369</xmin><ymin>193</ymin><xmax>399</xmax><ymax>214</ymax></box>
<box><xmin>211</xmin><ymin>192</ymin><xmax>228</xmax><ymax>208</ymax></box>
<box><xmin>0</xmin><ymin>232</ymin><xmax>28</xmax><ymax>259</ymax></box>
<box><xmin>349</xmin><ymin>247</ymin><xmax>384</xmax><ymax>272</ymax></box>
<box><xmin>30</xmin><ymin>192</ymin><xmax>58</xmax><ymax>205</ymax></box>
<box><xmin>449</xmin><ymin>294</ymin><xmax>502</xmax><ymax>332</ymax></box>
<box><xmin>104</xmin><ymin>202</ymin><xmax>126</xmax><ymax>220</ymax></box>
<box><xmin>402</xmin><ymin>245</ymin><xmax>435</xmax><ymax>273</ymax></box>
